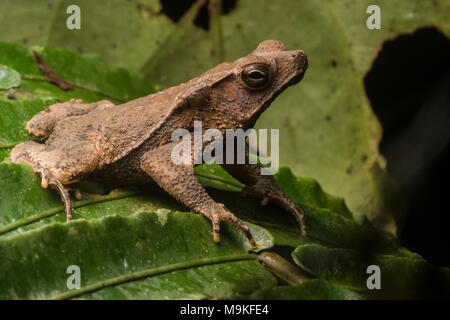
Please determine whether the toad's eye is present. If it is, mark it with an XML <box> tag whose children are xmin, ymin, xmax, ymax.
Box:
<box><xmin>241</xmin><ymin>64</ymin><xmax>271</xmax><ymax>89</ymax></box>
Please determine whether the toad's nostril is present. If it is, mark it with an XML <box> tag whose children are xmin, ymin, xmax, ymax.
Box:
<box><xmin>291</xmin><ymin>50</ymin><xmax>305</xmax><ymax>59</ymax></box>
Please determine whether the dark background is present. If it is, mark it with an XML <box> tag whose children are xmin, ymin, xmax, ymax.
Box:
<box><xmin>364</xmin><ymin>27</ymin><xmax>450</xmax><ymax>268</ymax></box>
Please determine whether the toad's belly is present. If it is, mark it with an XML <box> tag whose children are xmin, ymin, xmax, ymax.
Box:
<box><xmin>86</xmin><ymin>155</ymin><xmax>153</xmax><ymax>186</ymax></box>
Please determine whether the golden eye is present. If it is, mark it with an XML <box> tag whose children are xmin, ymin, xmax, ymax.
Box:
<box><xmin>241</xmin><ymin>64</ymin><xmax>270</xmax><ymax>89</ymax></box>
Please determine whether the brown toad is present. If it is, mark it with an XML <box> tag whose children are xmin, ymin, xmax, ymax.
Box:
<box><xmin>11</xmin><ymin>40</ymin><xmax>308</xmax><ymax>248</ymax></box>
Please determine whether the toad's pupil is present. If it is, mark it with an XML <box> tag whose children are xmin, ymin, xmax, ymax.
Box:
<box><xmin>248</xmin><ymin>71</ymin><xmax>265</xmax><ymax>80</ymax></box>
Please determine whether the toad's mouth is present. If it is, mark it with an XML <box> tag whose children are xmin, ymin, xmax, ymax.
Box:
<box><xmin>289</xmin><ymin>53</ymin><xmax>308</xmax><ymax>86</ymax></box>
<box><xmin>288</xmin><ymin>71</ymin><xmax>306</xmax><ymax>86</ymax></box>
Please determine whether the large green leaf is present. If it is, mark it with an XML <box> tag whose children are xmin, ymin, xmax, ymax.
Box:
<box><xmin>0</xmin><ymin>42</ymin><xmax>155</xmax><ymax>103</ymax></box>
<box><xmin>0</xmin><ymin>0</ymin><xmax>181</xmax><ymax>74</ymax></box>
<box><xmin>0</xmin><ymin>211</ymin><xmax>274</xmax><ymax>299</ymax></box>
<box><xmin>292</xmin><ymin>244</ymin><xmax>450</xmax><ymax>299</ymax></box>
<box><xmin>0</xmin><ymin>99</ymin><xmax>56</xmax><ymax>148</ymax></box>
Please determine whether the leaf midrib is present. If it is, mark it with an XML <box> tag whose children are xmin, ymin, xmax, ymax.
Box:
<box><xmin>0</xmin><ymin>191</ymin><xmax>137</xmax><ymax>236</ymax></box>
<box><xmin>50</xmin><ymin>254</ymin><xmax>256</xmax><ymax>300</ymax></box>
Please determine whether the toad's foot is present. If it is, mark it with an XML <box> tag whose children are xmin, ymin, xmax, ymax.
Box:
<box><xmin>10</xmin><ymin>143</ymin><xmax>73</xmax><ymax>221</ymax></box>
<box><xmin>222</xmin><ymin>162</ymin><xmax>307</xmax><ymax>237</ymax></box>
<box><xmin>243</xmin><ymin>181</ymin><xmax>306</xmax><ymax>236</ymax></box>
<box><xmin>207</xmin><ymin>203</ymin><xmax>257</xmax><ymax>248</ymax></box>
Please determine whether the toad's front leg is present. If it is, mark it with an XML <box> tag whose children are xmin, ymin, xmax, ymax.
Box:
<box><xmin>10</xmin><ymin>141</ymin><xmax>75</xmax><ymax>220</ymax></box>
<box><xmin>10</xmin><ymin>139</ymin><xmax>101</xmax><ymax>221</ymax></box>
<box><xmin>140</xmin><ymin>142</ymin><xmax>257</xmax><ymax>248</ymax></box>
<box><xmin>222</xmin><ymin>162</ymin><xmax>306</xmax><ymax>236</ymax></box>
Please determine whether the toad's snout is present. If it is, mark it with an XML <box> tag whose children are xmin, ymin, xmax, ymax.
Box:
<box><xmin>288</xmin><ymin>50</ymin><xmax>308</xmax><ymax>84</ymax></box>
<box><xmin>291</xmin><ymin>50</ymin><xmax>308</xmax><ymax>72</ymax></box>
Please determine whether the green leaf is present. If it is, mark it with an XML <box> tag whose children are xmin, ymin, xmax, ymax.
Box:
<box><xmin>194</xmin><ymin>163</ymin><xmax>245</xmax><ymax>192</ymax></box>
<box><xmin>0</xmin><ymin>211</ymin><xmax>274</xmax><ymax>299</ymax></box>
<box><xmin>0</xmin><ymin>0</ymin><xmax>175</xmax><ymax>73</ymax></box>
<box><xmin>83</xmin><ymin>260</ymin><xmax>275</xmax><ymax>300</ymax></box>
<box><xmin>0</xmin><ymin>99</ymin><xmax>56</xmax><ymax>148</ymax></box>
<box><xmin>275</xmin><ymin>167</ymin><xmax>353</xmax><ymax>219</ymax></box>
<box><xmin>0</xmin><ymin>42</ymin><xmax>155</xmax><ymax>103</ymax></box>
<box><xmin>0</xmin><ymin>65</ymin><xmax>21</xmax><ymax>89</ymax></box>
<box><xmin>292</xmin><ymin>243</ymin><xmax>450</xmax><ymax>298</ymax></box>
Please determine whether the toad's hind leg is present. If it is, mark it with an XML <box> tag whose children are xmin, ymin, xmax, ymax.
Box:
<box><xmin>26</xmin><ymin>99</ymin><xmax>114</xmax><ymax>141</ymax></box>
<box><xmin>140</xmin><ymin>142</ymin><xmax>257</xmax><ymax>248</ymax></box>
<box><xmin>10</xmin><ymin>141</ymin><xmax>97</xmax><ymax>221</ymax></box>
